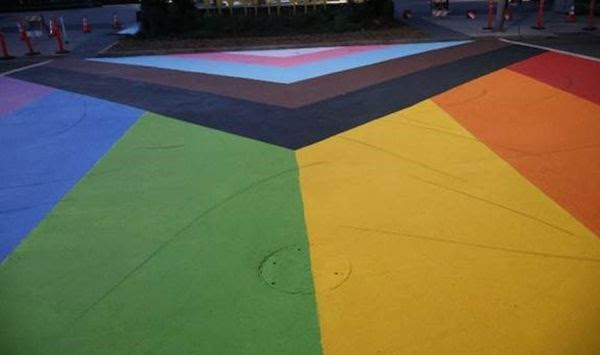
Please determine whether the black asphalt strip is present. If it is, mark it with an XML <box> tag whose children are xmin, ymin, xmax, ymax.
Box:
<box><xmin>11</xmin><ymin>45</ymin><xmax>544</xmax><ymax>149</ymax></box>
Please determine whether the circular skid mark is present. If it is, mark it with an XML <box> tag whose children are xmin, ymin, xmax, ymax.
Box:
<box><xmin>259</xmin><ymin>245</ymin><xmax>351</xmax><ymax>294</ymax></box>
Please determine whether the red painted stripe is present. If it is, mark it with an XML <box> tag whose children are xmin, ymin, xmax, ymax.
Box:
<box><xmin>509</xmin><ymin>51</ymin><xmax>600</xmax><ymax>105</ymax></box>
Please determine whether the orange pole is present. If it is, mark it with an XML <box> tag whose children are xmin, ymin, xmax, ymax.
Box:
<box><xmin>483</xmin><ymin>0</ymin><xmax>494</xmax><ymax>29</ymax></box>
<box><xmin>52</xmin><ymin>17</ymin><xmax>69</xmax><ymax>54</ymax></box>
<box><xmin>532</xmin><ymin>0</ymin><xmax>545</xmax><ymax>29</ymax></box>
<box><xmin>0</xmin><ymin>32</ymin><xmax>14</xmax><ymax>60</ymax></box>
<box><xmin>18</xmin><ymin>20</ymin><xmax>40</xmax><ymax>56</ymax></box>
<box><xmin>583</xmin><ymin>0</ymin><xmax>597</xmax><ymax>30</ymax></box>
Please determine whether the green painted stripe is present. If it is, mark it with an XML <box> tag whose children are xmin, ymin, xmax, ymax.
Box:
<box><xmin>0</xmin><ymin>113</ymin><xmax>322</xmax><ymax>355</ymax></box>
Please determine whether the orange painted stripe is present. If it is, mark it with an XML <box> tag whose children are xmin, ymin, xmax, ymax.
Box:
<box><xmin>509</xmin><ymin>52</ymin><xmax>600</xmax><ymax>105</ymax></box>
<box><xmin>434</xmin><ymin>69</ymin><xmax>600</xmax><ymax>237</ymax></box>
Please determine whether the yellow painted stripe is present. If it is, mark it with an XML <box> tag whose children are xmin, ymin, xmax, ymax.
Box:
<box><xmin>297</xmin><ymin>99</ymin><xmax>600</xmax><ymax>355</ymax></box>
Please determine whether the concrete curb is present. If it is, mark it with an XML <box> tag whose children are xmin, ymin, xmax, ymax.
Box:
<box><xmin>94</xmin><ymin>35</ymin><xmax>479</xmax><ymax>57</ymax></box>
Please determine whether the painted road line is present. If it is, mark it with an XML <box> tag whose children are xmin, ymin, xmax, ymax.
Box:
<box><xmin>509</xmin><ymin>51</ymin><xmax>600</xmax><ymax>105</ymax></box>
<box><xmin>434</xmin><ymin>69</ymin><xmax>600</xmax><ymax>238</ymax></box>
<box><xmin>0</xmin><ymin>87</ymin><xmax>143</xmax><ymax>261</ymax></box>
<box><xmin>499</xmin><ymin>38</ymin><xmax>600</xmax><ymax>62</ymax></box>
<box><xmin>0</xmin><ymin>113</ymin><xmax>322</xmax><ymax>355</ymax></box>
<box><xmin>90</xmin><ymin>41</ymin><xmax>470</xmax><ymax>84</ymax></box>
<box><xmin>0</xmin><ymin>60</ymin><xmax>53</xmax><ymax>77</ymax></box>
<box><xmin>298</xmin><ymin>99</ymin><xmax>600</xmax><ymax>355</ymax></box>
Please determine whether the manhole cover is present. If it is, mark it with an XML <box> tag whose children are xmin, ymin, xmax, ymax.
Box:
<box><xmin>259</xmin><ymin>245</ymin><xmax>351</xmax><ymax>294</ymax></box>
<box><xmin>259</xmin><ymin>246</ymin><xmax>314</xmax><ymax>294</ymax></box>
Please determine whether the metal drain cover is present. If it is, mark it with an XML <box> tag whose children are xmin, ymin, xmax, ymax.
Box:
<box><xmin>259</xmin><ymin>246</ymin><xmax>314</xmax><ymax>294</ymax></box>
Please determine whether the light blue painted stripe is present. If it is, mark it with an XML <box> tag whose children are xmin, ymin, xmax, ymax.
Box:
<box><xmin>0</xmin><ymin>89</ymin><xmax>143</xmax><ymax>262</ymax></box>
<box><xmin>91</xmin><ymin>41</ymin><xmax>471</xmax><ymax>83</ymax></box>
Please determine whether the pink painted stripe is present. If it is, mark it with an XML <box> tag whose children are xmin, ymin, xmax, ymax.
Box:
<box><xmin>174</xmin><ymin>45</ymin><xmax>387</xmax><ymax>67</ymax></box>
<box><xmin>0</xmin><ymin>77</ymin><xmax>54</xmax><ymax>117</ymax></box>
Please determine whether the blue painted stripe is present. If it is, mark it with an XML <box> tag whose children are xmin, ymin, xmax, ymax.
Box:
<box><xmin>0</xmin><ymin>89</ymin><xmax>143</xmax><ymax>261</ymax></box>
<box><xmin>91</xmin><ymin>41</ymin><xmax>471</xmax><ymax>84</ymax></box>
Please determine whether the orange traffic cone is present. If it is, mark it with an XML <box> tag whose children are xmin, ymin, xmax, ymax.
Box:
<box><xmin>112</xmin><ymin>13</ymin><xmax>122</xmax><ymax>30</ymax></box>
<box><xmin>466</xmin><ymin>10</ymin><xmax>476</xmax><ymax>19</ymax></box>
<box><xmin>18</xmin><ymin>19</ymin><xmax>40</xmax><ymax>56</ymax></box>
<box><xmin>51</xmin><ymin>17</ymin><xmax>68</xmax><ymax>54</ymax></box>
<box><xmin>0</xmin><ymin>32</ymin><xmax>15</xmax><ymax>60</ymax></box>
<box><xmin>566</xmin><ymin>5</ymin><xmax>576</xmax><ymax>22</ymax></box>
<box><xmin>82</xmin><ymin>16</ymin><xmax>91</xmax><ymax>33</ymax></box>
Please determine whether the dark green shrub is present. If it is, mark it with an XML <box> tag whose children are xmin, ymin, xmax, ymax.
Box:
<box><xmin>140</xmin><ymin>0</ymin><xmax>398</xmax><ymax>38</ymax></box>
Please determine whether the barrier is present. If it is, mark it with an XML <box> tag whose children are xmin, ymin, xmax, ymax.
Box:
<box><xmin>532</xmin><ymin>0</ymin><xmax>545</xmax><ymax>29</ymax></box>
<box><xmin>0</xmin><ymin>33</ymin><xmax>15</xmax><ymax>60</ymax></box>
<box><xmin>18</xmin><ymin>19</ymin><xmax>40</xmax><ymax>56</ymax></box>
<box><xmin>112</xmin><ymin>12</ymin><xmax>123</xmax><ymax>30</ymax></box>
<box><xmin>483</xmin><ymin>0</ymin><xmax>494</xmax><ymax>29</ymax></box>
<box><xmin>566</xmin><ymin>4</ymin><xmax>576</xmax><ymax>22</ymax></box>
<box><xmin>83</xmin><ymin>16</ymin><xmax>92</xmax><ymax>33</ymax></box>
<box><xmin>51</xmin><ymin>17</ymin><xmax>69</xmax><ymax>54</ymax></box>
<box><xmin>59</xmin><ymin>17</ymin><xmax>69</xmax><ymax>44</ymax></box>
<box><xmin>583</xmin><ymin>0</ymin><xmax>597</xmax><ymax>30</ymax></box>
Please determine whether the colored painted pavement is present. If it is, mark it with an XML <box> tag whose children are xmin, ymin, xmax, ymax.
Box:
<box><xmin>49</xmin><ymin>39</ymin><xmax>508</xmax><ymax>108</ymax></box>
<box><xmin>297</xmin><ymin>100</ymin><xmax>600</xmax><ymax>354</ymax></box>
<box><xmin>0</xmin><ymin>113</ymin><xmax>322</xmax><ymax>355</ymax></box>
<box><xmin>0</xmin><ymin>77</ymin><xmax>54</xmax><ymax>117</ymax></box>
<box><xmin>509</xmin><ymin>51</ymin><xmax>600</xmax><ymax>105</ymax></box>
<box><xmin>14</xmin><ymin>45</ymin><xmax>541</xmax><ymax>149</ymax></box>
<box><xmin>176</xmin><ymin>46</ymin><xmax>383</xmax><ymax>67</ymax></box>
<box><xmin>90</xmin><ymin>41</ymin><xmax>470</xmax><ymax>83</ymax></box>
<box><xmin>434</xmin><ymin>66</ymin><xmax>600</xmax><ymax>237</ymax></box>
<box><xmin>0</xmin><ymin>80</ymin><xmax>143</xmax><ymax>261</ymax></box>
<box><xmin>2</xmin><ymin>41</ymin><xmax>600</xmax><ymax>354</ymax></box>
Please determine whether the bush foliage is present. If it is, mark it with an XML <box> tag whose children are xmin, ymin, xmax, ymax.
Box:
<box><xmin>139</xmin><ymin>0</ymin><xmax>397</xmax><ymax>38</ymax></box>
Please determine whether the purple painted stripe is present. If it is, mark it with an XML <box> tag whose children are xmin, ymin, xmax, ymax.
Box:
<box><xmin>0</xmin><ymin>77</ymin><xmax>55</xmax><ymax>117</ymax></box>
<box><xmin>175</xmin><ymin>45</ymin><xmax>386</xmax><ymax>67</ymax></box>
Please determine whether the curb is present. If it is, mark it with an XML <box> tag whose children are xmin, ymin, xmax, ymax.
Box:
<box><xmin>94</xmin><ymin>35</ymin><xmax>478</xmax><ymax>57</ymax></box>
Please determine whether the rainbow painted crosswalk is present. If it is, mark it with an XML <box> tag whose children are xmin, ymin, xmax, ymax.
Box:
<box><xmin>92</xmin><ymin>41</ymin><xmax>469</xmax><ymax>83</ymax></box>
<box><xmin>1</xmin><ymin>41</ymin><xmax>599</xmax><ymax>355</ymax></box>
